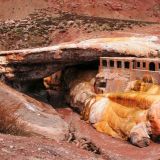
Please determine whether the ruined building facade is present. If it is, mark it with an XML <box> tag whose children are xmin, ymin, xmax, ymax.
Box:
<box><xmin>95</xmin><ymin>57</ymin><xmax>160</xmax><ymax>93</ymax></box>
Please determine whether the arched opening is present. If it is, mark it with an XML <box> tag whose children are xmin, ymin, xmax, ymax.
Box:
<box><xmin>110</xmin><ymin>60</ymin><xmax>114</xmax><ymax>67</ymax></box>
<box><xmin>137</xmin><ymin>62</ymin><xmax>140</xmax><ymax>68</ymax></box>
<box><xmin>102</xmin><ymin>60</ymin><xmax>107</xmax><ymax>67</ymax></box>
<box><xmin>117</xmin><ymin>61</ymin><xmax>122</xmax><ymax>68</ymax></box>
<box><xmin>143</xmin><ymin>62</ymin><xmax>146</xmax><ymax>69</ymax></box>
<box><xmin>124</xmin><ymin>61</ymin><xmax>130</xmax><ymax>69</ymax></box>
<box><xmin>149</xmin><ymin>62</ymin><xmax>156</xmax><ymax>71</ymax></box>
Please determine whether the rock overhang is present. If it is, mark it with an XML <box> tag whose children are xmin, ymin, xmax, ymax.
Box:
<box><xmin>0</xmin><ymin>36</ymin><xmax>160</xmax><ymax>81</ymax></box>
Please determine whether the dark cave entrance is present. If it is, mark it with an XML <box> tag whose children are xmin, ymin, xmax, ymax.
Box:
<box><xmin>9</xmin><ymin>60</ymin><xmax>100</xmax><ymax>108</ymax></box>
<box><xmin>75</xmin><ymin>60</ymin><xmax>99</xmax><ymax>70</ymax></box>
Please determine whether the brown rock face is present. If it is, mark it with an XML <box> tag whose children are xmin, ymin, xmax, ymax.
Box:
<box><xmin>0</xmin><ymin>82</ymin><xmax>69</xmax><ymax>141</ymax></box>
<box><xmin>0</xmin><ymin>133</ymin><xmax>103</xmax><ymax>160</ymax></box>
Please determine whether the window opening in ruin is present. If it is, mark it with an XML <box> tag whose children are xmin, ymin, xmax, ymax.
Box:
<box><xmin>133</xmin><ymin>60</ymin><xmax>136</xmax><ymax>69</ymax></box>
<box><xmin>117</xmin><ymin>61</ymin><xmax>122</xmax><ymax>68</ymax></box>
<box><xmin>137</xmin><ymin>62</ymin><xmax>140</xmax><ymax>68</ymax></box>
<box><xmin>102</xmin><ymin>60</ymin><xmax>107</xmax><ymax>67</ymax></box>
<box><xmin>149</xmin><ymin>62</ymin><xmax>156</xmax><ymax>71</ymax></box>
<box><xmin>99</xmin><ymin>82</ymin><xmax>106</xmax><ymax>88</ymax></box>
<box><xmin>159</xmin><ymin>63</ymin><xmax>160</xmax><ymax>69</ymax></box>
<box><xmin>110</xmin><ymin>60</ymin><xmax>114</xmax><ymax>67</ymax></box>
<box><xmin>143</xmin><ymin>62</ymin><xmax>146</xmax><ymax>68</ymax></box>
<box><xmin>124</xmin><ymin>61</ymin><xmax>130</xmax><ymax>69</ymax></box>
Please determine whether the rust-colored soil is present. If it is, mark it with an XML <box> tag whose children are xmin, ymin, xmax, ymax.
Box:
<box><xmin>0</xmin><ymin>0</ymin><xmax>160</xmax><ymax>50</ymax></box>
<box><xmin>0</xmin><ymin>0</ymin><xmax>160</xmax><ymax>22</ymax></box>
<box><xmin>0</xmin><ymin>133</ymin><xmax>102</xmax><ymax>160</ymax></box>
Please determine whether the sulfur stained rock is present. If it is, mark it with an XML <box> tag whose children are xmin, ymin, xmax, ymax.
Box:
<box><xmin>57</xmin><ymin>108</ymin><xmax>160</xmax><ymax>160</ymax></box>
<box><xmin>64</xmin><ymin>67</ymin><xmax>160</xmax><ymax>148</ymax></box>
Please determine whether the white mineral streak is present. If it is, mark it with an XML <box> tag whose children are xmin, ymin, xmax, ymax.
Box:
<box><xmin>89</xmin><ymin>97</ymin><xmax>109</xmax><ymax>124</ymax></box>
<box><xmin>24</xmin><ymin>103</ymin><xmax>37</xmax><ymax>112</ymax></box>
<box><xmin>1</xmin><ymin>36</ymin><xmax>160</xmax><ymax>58</ymax></box>
<box><xmin>0</xmin><ymin>57</ymin><xmax>8</xmax><ymax>64</ymax></box>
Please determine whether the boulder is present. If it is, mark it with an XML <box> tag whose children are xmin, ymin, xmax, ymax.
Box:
<box><xmin>0</xmin><ymin>82</ymin><xmax>69</xmax><ymax>141</ymax></box>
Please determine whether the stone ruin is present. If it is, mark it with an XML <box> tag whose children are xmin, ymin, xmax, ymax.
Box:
<box><xmin>96</xmin><ymin>57</ymin><xmax>160</xmax><ymax>93</ymax></box>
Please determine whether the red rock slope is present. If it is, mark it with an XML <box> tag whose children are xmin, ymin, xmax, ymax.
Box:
<box><xmin>0</xmin><ymin>0</ymin><xmax>160</xmax><ymax>22</ymax></box>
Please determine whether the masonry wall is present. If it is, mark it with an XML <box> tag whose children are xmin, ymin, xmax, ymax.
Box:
<box><xmin>101</xmin><ymin>68</ymin><xmax>160</xmax><ymax>93</ymax></box>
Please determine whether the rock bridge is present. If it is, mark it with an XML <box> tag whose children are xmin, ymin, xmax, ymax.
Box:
<box><xmin>0</xmin><ymin>36</ymin><xmax>160</xmax><ymax>82</ymax></box>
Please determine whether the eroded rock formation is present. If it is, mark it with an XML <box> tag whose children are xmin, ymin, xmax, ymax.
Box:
<box><xmin>65</xmin><ymin>67</ymin><xmax>160</xmax><ymax>147</ymax></box>
<box><xmin>0</xmin><ymin>0</ymin><xmax>160</xmax><ymax>158</ymax></box>
<box><xmin>0</xmin><ymin>81</ymin><xmax>69</xmax><ymax>141</ymax></box>
<box><xmin>0</xmin><ymin>36</ymin><xmax>160</xmax><ymax>82</ymax></box>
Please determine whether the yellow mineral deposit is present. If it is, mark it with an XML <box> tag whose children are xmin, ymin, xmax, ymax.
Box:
<box><xmin>68</xmin><ymin>69</ymin><xmax>160</xmax><ymax>147</ymax></box>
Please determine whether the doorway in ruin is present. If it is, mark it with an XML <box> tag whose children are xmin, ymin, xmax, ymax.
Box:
<box><xmin>149</xmin><ymin>62</ymin><xmax>156</xmax><ymax>71</ymax></box>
